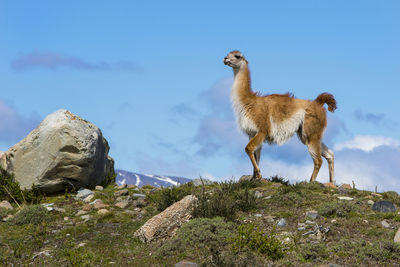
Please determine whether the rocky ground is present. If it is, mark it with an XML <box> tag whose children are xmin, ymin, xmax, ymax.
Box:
<box><xmin>1</xmin><ymin>178</ymin><xmax>400</xmax><ymax>266</ymax></box>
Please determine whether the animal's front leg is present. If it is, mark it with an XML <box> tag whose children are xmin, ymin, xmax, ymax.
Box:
<box><xmin>245</xmin><ymin>132</ymin><xmax>266</xmax><ymax>179</ymax></box>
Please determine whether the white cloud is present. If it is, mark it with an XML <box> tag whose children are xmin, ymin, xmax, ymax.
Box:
<box><xmin>334</xmin><ymin>135</ymin><xmax>400</xmax><ymax>152</ymax></box>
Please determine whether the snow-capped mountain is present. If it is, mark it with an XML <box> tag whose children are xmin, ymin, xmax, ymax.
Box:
<box><xmin>115</xmin><ymin>169</ymin><xmax>192</xmax><ymax>188</ymax></box>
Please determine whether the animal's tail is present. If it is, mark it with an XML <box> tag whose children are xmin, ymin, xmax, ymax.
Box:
<box><xmin>314</xmin><ymin>93</ymin><xmax>337</xmax><ymax>112</ymax></box>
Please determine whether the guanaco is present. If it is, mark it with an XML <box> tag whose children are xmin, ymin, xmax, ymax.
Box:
<box><xmin>223</xmin><ymin>50</ymin><xmax>337</xmax><ymax>183</ymax></box>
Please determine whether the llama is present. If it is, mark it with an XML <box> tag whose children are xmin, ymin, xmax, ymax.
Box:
<box><xmin>223</xmin><ymin>50</ymin><xmax>337</xmax><ymax>183</ymax></box>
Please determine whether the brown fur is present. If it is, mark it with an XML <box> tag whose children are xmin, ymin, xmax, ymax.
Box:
<box><xmin>224</xmin><ymin>50</ymin><xmax>336</xmax><ymax>183</ymax></box>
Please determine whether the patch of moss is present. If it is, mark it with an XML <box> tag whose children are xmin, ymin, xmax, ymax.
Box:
<box><xmin>9</xmin><ymin>205</ymin><xmax>52</xmax><ymax>225</ymax></box>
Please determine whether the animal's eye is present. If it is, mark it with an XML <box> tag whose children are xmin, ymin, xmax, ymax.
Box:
<box><xmin>234</xmin><ymin>55</ymin><xmax>241</xmax><ymax>59</ymax></box>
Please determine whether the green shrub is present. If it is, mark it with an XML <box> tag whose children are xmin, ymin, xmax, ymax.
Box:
<box><xmin>231</xmin><ymin>224</ymin><xmax>285</xmax><ymax>260</ymax></box>
<box><xmin>0</xmin><ymin>169</ymin><xmax>42</xmax><ymax>205</ymax></box>
<box><xmin>382</xmin><ymin>191</ymin><xmax>400</xmax><ymax>205</ymax></box>
<box><xmin>9</xmin><ymin>205</ymin><xmax>52</xmax><ymax>225</ymax></box>
<box><xmin>193</xmin><ymin>180</ymin><xmax>259</xmax><ymax>220</ymax></box>
<box><xmin>300</xmin><ymin>243</ymin><xmax>329</xmax><ymax>261</ymax></box>
<box><xmin>146</xmin><ymin>183</ymin><xmax>193</xmax><ymax>212</ymax></box>
<box><xmin>359</xmin><ymin>240</ymin><xmax>400</xmax><ymax>261</ymax></box>
<box><xmin>268</xmin><ymin>175</ymin><xmax>289</xmax><ymax>186</ymax></box>
<box><xmin>157</xmin><ymin>217</ymin><xmax>236</xmax><ymax>257</ymax></box>
<box><xmin>318</xmin><ymin>201</ymin><xmax>355</xmax><ymax>218</ymax></box>
<box><xmin>101</xmin><ymin>172</ymin><xmax>116</xmax><ymax>187</ymax></box>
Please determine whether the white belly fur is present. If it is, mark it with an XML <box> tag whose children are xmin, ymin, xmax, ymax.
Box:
<box><xmin>270</xmin><ymin>109</ymin><xmax>305</xmax><ymax>145</ymax></box>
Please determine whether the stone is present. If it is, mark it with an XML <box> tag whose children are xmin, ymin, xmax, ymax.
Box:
<box><xmin>83</xmin><ymin>194</ymin><xmax>94</xmax><ymax>203</ymax></box>
<box><xmin>127</xmin><ymin>184</ymin><xmax>136</xmax><ymax>189</ymax></box>
<box><xmin>254</xmin><ymin>213</ymin><xmax>262</xmax><ymax>218</ymax></box>
<box><xmin>54</xmin><ymin>207</ymin><xmax>66</xmax><ymax>213</ymax></box>
<box><xmin>371</xmin><ymin>192</ymin><xmax>382</xmax><ymax>197</ymax></box>
<box><xmin>82</xmin><ymin>204</ymin><xmax>92</xmax><ymax>211</ymax></box>
<box><xmin>134</xmin><ymin>195</ymin><xmax>197</xmax><ymax>242</ymax></box>
<box><xmin>331</xmin><ymin>219</ymin><xmax>337</xmax><ymax>223</ymax></box>
<box><xmin>367</xmin><ymin>200</ymin><xmax>374</xmax><ymax>205</ymax></box>
<box><xmin>132</xmin><ymin>198</ymin><xmax>146</xmax><ymax>208</ymax></box>
<box><xmin>64</xmin><ymin>216</ymin><xmax>69</xmax><ymax>221</ymax></box>
<box><xmin>254</xmin><ymin>191</ymin><xmax>263</xmax><ymax>198</ymax></box>
<box><xmin>117</xmin><ymin>184</ymin><xmax>127</xmax><ymax>189</ymax></box>
<box><xmin>78</xmin><ymin>243</ymin><xmax>86</xmax><ymax>247</ymax></box>
<box><xmin>95</xmin><ymin>185</ymin><xmax>104</xmax><ymax>191</ymax></box>
<box><xmin>115</xmin><ymin>201</ymin><xmax>129</xmax><ymax>209</ymax></box>
<box><xmin>81</xmin><ymin>215</ymin><xmax>91</xmax><ymax>221</ymax></box>
<box><xmin>337</xmin><ymin>196</ymin><xmax>353</xmax><ymax>201</ymax></box>
<box><xmin>0</xmin><ymin>200</ymin><xmax>13</xmax><ymax>210</ymax></box>
<box><xmin>133</xmin><ymin>193</ymin><xmax>146</xmax><ymax>198</ymax></box>
<box><xmin>2</xmin><ymin>214</ymin><xmax>13</xmax><ymax>222</ymax></box>
<box><xmin>175</xmin><ymin>260</ymin><xmax>199</xmax><ymax>267</ymax></box>
<box><xmin>381</xmin><ymin>220</ymin><xmax>390</xmax><ymax>228</ymax></box>
<box><xmin>76</xmin><ymin>210</ymin><xmax>88</xmax><ymax>216</ymax></box>
<box><xmin>324</xmin><ymin>182</ymin><xmax>337</xmax><ymax>189</ymax></box>
<box><xmin>93</xmin><ymin>199</ymin><xmax>109</xmax><ymax>209</ymax></box>
<box><xmin>114</xmin><ymin>189</ymin><xmax>129</xmax><ymax>197</ymax></box>
<box><xmin>340</xmin><ymin>184</ymin><xmax>352</xmax><ymax>190</ymax></box>
<box><xmin>363</xmin><ymin>220</ymin><xmax>368</xmax><ymax>224</ymax></box>
<box><xmin>277</xmin><ymin>218</ymin><xmax>287</xmax><ymax>227</ymax></box>
<box><xmin>75</xmin><ymin>188</ymin><xmax>94</xmax><ymax>200</ymax></box>
<box><xmin>263</xmin><ymin>215</ymin><xmax>275</xmax><ymax>223</ymax></box>
<box><xmin>305</xmin><ymin>210</ymin><xmax>319</xmax><ymax>220</ymax></box>
<box><xmin>97</xmin><ymin>209</ymin><xmax>109</xmax><ymax>215</ymax></box>
<box><xmin>298</xmin><ymin>227</ymin><xmax>306</xmax><ymax>231</ymax></box>
<box><xmin>394</xmin><ymin>227</ymin><xmax>400</xmax><ymax>243</ymax></box>
<box><xmin>0</xmin><ymin>109</ymin><xmax>114</xmax><ymax>193</ymax></box>
<box><xmin>305</xmin><ymin>220</ymin><xmax>315</xmax><ymax>225</ymax></box>
<box><xmin>372</xmin><ymin>201</ymin><xmax>397</xmax><ymax>213</ymax></box>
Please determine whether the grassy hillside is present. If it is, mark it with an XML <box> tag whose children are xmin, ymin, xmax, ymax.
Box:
<box><xmin>1</xmin><ymin>177</ymin><xmax>400</xmax><ymax>266</ymax></box>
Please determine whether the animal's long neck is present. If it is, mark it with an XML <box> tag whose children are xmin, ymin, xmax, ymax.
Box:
<box><xmin>231</xmin><ymin>63</ymin><xmax>256</xmax><ymax>106</ymax></box>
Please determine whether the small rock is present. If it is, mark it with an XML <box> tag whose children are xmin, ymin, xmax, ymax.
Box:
<box><xmin>363</xmin><ymin>220</ymin><xmax>368</xmax><ymax>224</ymax></box>
<box><xmin>75</xmin><ymin>188</ymin><xmax>94</xmax><ymax>199</ymax></box>
<box><xmin>114</xmin><ymin>189</ymin><xmax>129</xmax><ymax>197</ymax></box>
<box><xmin>95</xmin><ymin>185</ymin><xmax>104</xmax><ymax>191</ymax></box>
<box><xmin>93</xmin><ymin>199</ymin><xmax>109</xmax><ymax>209</ymax></box>
<box><xmin>254</xmin><ymin>213</ymin><xmax>262</xmax><ymax>218</ymax></box>
<box><xmin>82</xmin><ymin>204</ymin><xmax>92</xmax><ymax>211</ymax></box>
<box><xmin>277</xmin><ymin>218</ymin><xmax>287</xmax><ymax>227</ymax></box>
<box><xmin>372</xmin><ymin>201</ymin><xmax>396</xmax><ymax>213</ymax></box>
<box><xmin>264</xmin><ymin>195</ymin><xmax>272</xmax><ymax>200</ymax></box>
<box><xmin>394</xmin><ymin>228</ymin><xmax>400</xmax><ymax>243</ymax></box>
<box><xmin>97</xmin><ymin>209</ymin><xmax>109</xmax><ymax>215</ymax></box>
<box><xmin>331</xmin><ymin>219</ymin><xmax>337</xmax><ymax>223</ymax></box>
<box><xmin>367</xmin><ymin>200</ymin><xmax>374</xmax><ymax>205</ymax></box>
<box><xmin>272</xmin><ymin>183</ymin><xmax>283</xmax><ymax>188</ymax></box>
<box><xmin>254</xmin><ymin>191</ymin><xmax>263</xmax><ymax>198</ymax></box>
<box><xmin>263</xmin><ymin>215</ymin><xmax>275</xmax><ymax>223</ymax></box>
<box><xmin>0</xmin><ymin>200</ymin><xmax>13</xmax><ymax>210</ymax></box>
<box><xmin>127</xmin><ymin>184</ymin><xmax>137</xmax><ymax>189</ymax></box>
<box><xmin>340</xmin><ymin>184</ymin><xmax>352</xmax><ymax>190</ymax></box>
<box><xmin>175</xmin><ymin>260</ymin><xmax>198</xmax><ymax>267</ymax></box>
<box><xmin>81</xmin><ymin>215</ymin><xmax>91</xmax><ymax>221</ymax></box>
<box><xmin>115</xmin><ymin>201</ymin><xmax>129</xmax><ymax>209</ymax></box>
<box><xmin>46</xmin><ymin>207</ymin><xmax>54</xmax><ymax>211</ymax></box>
<box><xmin>83</xmin><ymin>194</ymin><xmax>94</xmax><ymax>203</ymax></box>
<box><xmin>2</xmin><ymin>214</ymin><xmax>13</xmax><ymax>222</ymax></box>
<box><xmin>78</xmin><ymin>242</ymin><xmax>86</xmax><ymax>247</ymax></box>
<box><xmin>305</xmin><ymin>210</ymin><xmax>319</xmax><ymax>220</ymax></box>
<box><xmin>337</xmin><ymin>196</ymin><xmax>353</xmax><ymax>201</ymax></box>
<box><xmin>76</xmin><ymin>210</ymin><xmax>88</xmax><ymax>216</ymax></box>
<box><xmin>324</xmin><ymin>182</ymin><xmax>337</xmax><ymax>189</ymax></box>
<box><xmin>64</xmin><ymin>217</ymin><xmax>69</xmax><ymax>221</ymax></box>
<box><xmin>133</xmin><ymin>193</ymin><xmax>146</xmax><ymax>198</ymax></box>
<box><xmin>117</xmin><ymin>184</ymin><xmax>127</xmax><ymax>189</ymax></box>
<box><xmin>371</xmin><ymin>192</ymin><xmax>382</xmax><ymax>197</ymax></box>
<box><xmin>305</xmin><ymin>220</ymin><xmax>315</xmax><ymax>225</ymax></box>
<box><xmin>54</xmin><ymin>207</ymin><xmax>66</xmax><ymax>213</ymax></box>
<box><xmin>298</xmin><ymin>227</ymin><xmax>306</xmax><ymax>231</ymax></box>
<box><xmin>381</xmin><ymin>220</ymin><xmax>390</xmax><ymax>228</ymax></box>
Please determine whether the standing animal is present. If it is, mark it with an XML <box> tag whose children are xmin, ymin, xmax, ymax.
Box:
<box><xmin>223</xmin><ymin>50</ymin><xmax>337</xmax><ymax>183</ymax></box>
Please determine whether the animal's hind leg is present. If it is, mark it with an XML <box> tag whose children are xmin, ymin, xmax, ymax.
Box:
<box><xmin>253</xmin><ymin>146</ymin><xmax>262</xmax><ymax>178</ymax></box>
<box><xmin>245</xmin><ymin>132</ymin><xmax>266</xmax><ymax>179</ymax></box>
<box><xmin>307</xmin><ymin>140</ymin><xmax>323</xmax><ymax>182</ymax></box>
<box><xmin>321</xmin><ymin>143</ymin><xmax>334</xmax><ymax>183</ymax></box>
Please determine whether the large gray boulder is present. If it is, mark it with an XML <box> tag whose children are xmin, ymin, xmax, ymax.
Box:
<box><xmin>0</xmin><ymin>109</ymin><xmax>114</xmax><ymax>193</ymax></box>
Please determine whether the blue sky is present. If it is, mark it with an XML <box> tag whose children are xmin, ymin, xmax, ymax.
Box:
<box><xmin>1</xmin><ymin>1</ymin><xmax>399</xmax><ymax>192</ymax></box>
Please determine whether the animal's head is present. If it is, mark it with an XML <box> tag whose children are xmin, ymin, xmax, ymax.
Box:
<box><xmin>223</xmin><ymin>50</ymin><xmax>247</xmax><ymax>69</ymax></box>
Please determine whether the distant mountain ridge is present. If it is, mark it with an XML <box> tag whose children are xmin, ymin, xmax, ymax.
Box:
<box><xmin>115</xmin><ymin>169</ymin><xmax>192</xmax><ymax>188</ymax></box>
